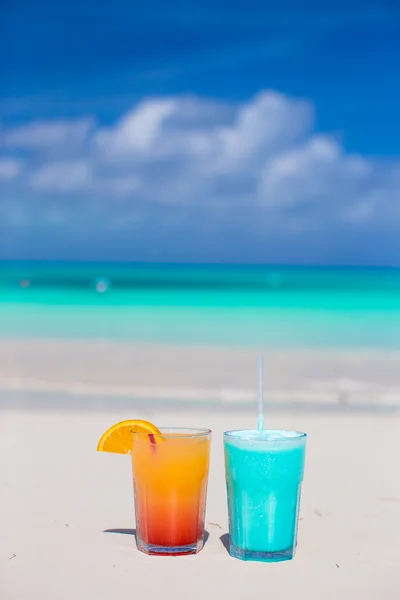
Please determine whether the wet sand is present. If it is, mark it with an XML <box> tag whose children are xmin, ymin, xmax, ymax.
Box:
<box><xmin>1</xmin><ymin>339</ymin><xmax>400</xmax><ymax>408</ymax></box>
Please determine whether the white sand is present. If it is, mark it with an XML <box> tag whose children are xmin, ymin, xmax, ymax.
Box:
<box><xmin>1</xmin><ymin>405</ymin><xmax>400</xmax><ymax>600</ymax></box>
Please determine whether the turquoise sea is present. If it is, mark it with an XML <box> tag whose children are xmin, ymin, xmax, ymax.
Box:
<box><xmin>0</xmin><ymin>262</ymin><xmax>399</xmax><ymax>348</ymax></box>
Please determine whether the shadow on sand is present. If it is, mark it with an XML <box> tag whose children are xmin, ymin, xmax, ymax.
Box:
<box><xmin>219</xmin><ymin>533</ymin><xmax>230</xmax><ymax>554</ymax></box>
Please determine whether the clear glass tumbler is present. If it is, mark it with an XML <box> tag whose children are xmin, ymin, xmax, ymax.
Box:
<box><xmin>224</xmin><ymin>429</ymin><xmax>306</xmax><ymax>562</ymax></box>
<box><xmin>132</xmin><ymin>427</ymin><xmax>211</xmax><ymax>556</ymax></box>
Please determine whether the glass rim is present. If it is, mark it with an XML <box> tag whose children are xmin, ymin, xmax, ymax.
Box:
<box><xmin>224</xmin><ymin>429</ymin><xmax>306</xmax><ymax>442</ymax></box>
<box><xmin>131</xmin><ymin>426</ymin><xmax>212</xmax><ymax>439</ymax></box>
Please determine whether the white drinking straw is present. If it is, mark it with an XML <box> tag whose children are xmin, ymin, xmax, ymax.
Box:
<box><xmin>258</xmin><ymin>355</ymin><xmax>264</xmax><ymax>433</ymax></box>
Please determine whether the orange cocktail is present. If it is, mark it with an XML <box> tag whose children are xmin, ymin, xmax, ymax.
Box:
<box><xmin>131</xmin><ymin>428</ymin><xmax>211</xmax><ymax>556</ymax></box>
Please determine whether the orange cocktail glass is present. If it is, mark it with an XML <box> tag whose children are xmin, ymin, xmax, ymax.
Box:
<box><xmin>131</xmin><ymin>427</ymin><xmax>211</xmax><ymax>556</ymax></box>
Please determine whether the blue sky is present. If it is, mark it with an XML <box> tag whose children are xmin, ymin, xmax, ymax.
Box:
<box><xmin>1</xmin><ymin>0</ymin><xmax>400</xmax><ymax>263</ymax></box>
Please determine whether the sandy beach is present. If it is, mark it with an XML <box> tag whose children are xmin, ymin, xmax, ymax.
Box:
<box><xmin>1</xmin><ymin>404</ymin><xmax>400</xmax><ymax>600</ymax></box>
<box><xmin>1</xmin><ymin>340</ymin><xmax>400</xmax><ymax>599</ymax></box>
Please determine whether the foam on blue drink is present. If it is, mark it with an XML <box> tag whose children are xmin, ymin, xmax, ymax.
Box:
<box><xmin>225</xmin><ymin>429</ymin><xmax>306</xmax><ymax>451</ymax></box>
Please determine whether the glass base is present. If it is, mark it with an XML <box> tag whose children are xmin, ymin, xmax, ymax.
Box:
<box><xmin>229</xmin><ymin>543</ymin><xmax>294</xmax><ymax>562</ymax></box>
<box><xmin>136</xmin><ymin>539</ymin><xmax>204</xmax><ymax>556</ymax></box>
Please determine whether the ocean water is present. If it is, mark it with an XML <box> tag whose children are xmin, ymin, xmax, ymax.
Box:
<box><xmin>0</xmin><ymin>262</ymin><xmax>399</xmax><ymax>348</ymax></box>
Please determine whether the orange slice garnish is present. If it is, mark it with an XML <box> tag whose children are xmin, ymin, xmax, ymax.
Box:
<box><xmin>96</xmin><ymin>419</ymin><xmax>163</xmax><ymax>454</ymax></box>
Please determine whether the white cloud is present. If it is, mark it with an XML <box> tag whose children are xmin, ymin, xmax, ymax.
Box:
<box><xmin>0</xmin><ymin>157</ymin><xmax>23</xmax><ymax>181</ymax></box>
<box><xmin>103</xmin><ymin>175</ymin><xmax>139</xmax><ymax>195</ymax></box>
<box><xmin>95</xmin><ymin>99</ymin><xmax>177</xmax><ymax>159</ymax></box>
<box><xmin>1</xmin><ymin>90</ymin><xmax>399</xmax><ymax>228</ymax></box>
<box><xmin>213</xmin><ymin>91</ymin><xmax>313</xmax><ymax>173</ymax></box>
<box><xmin>94</xmin><ymin>91</ymin><xmax>312</xmax><ymax>175</ymax></box>
<box><xmin>29</xmin><ymin>160</ymin><xmax>92</xmax><ymax>192</ymax></box>
<box><xmin>258</xmin><ymin>135</ymin><xmax>369</xmax><ymax>207</ymax></box>
<box><xmin>2</xmin><ymin>118</ymin><xmax>93</xmax><ymax>150</ymax></box>
<box><xmin>343</xmin><ymin>200</ymin><xmax>376</xmax><ymax>222</ymax></box>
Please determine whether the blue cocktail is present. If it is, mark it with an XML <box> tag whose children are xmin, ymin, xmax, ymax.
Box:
<box><xmin>224</xmin><ymin>429</ymin><xmax>307</xmax><ymax>562</ymax></box>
